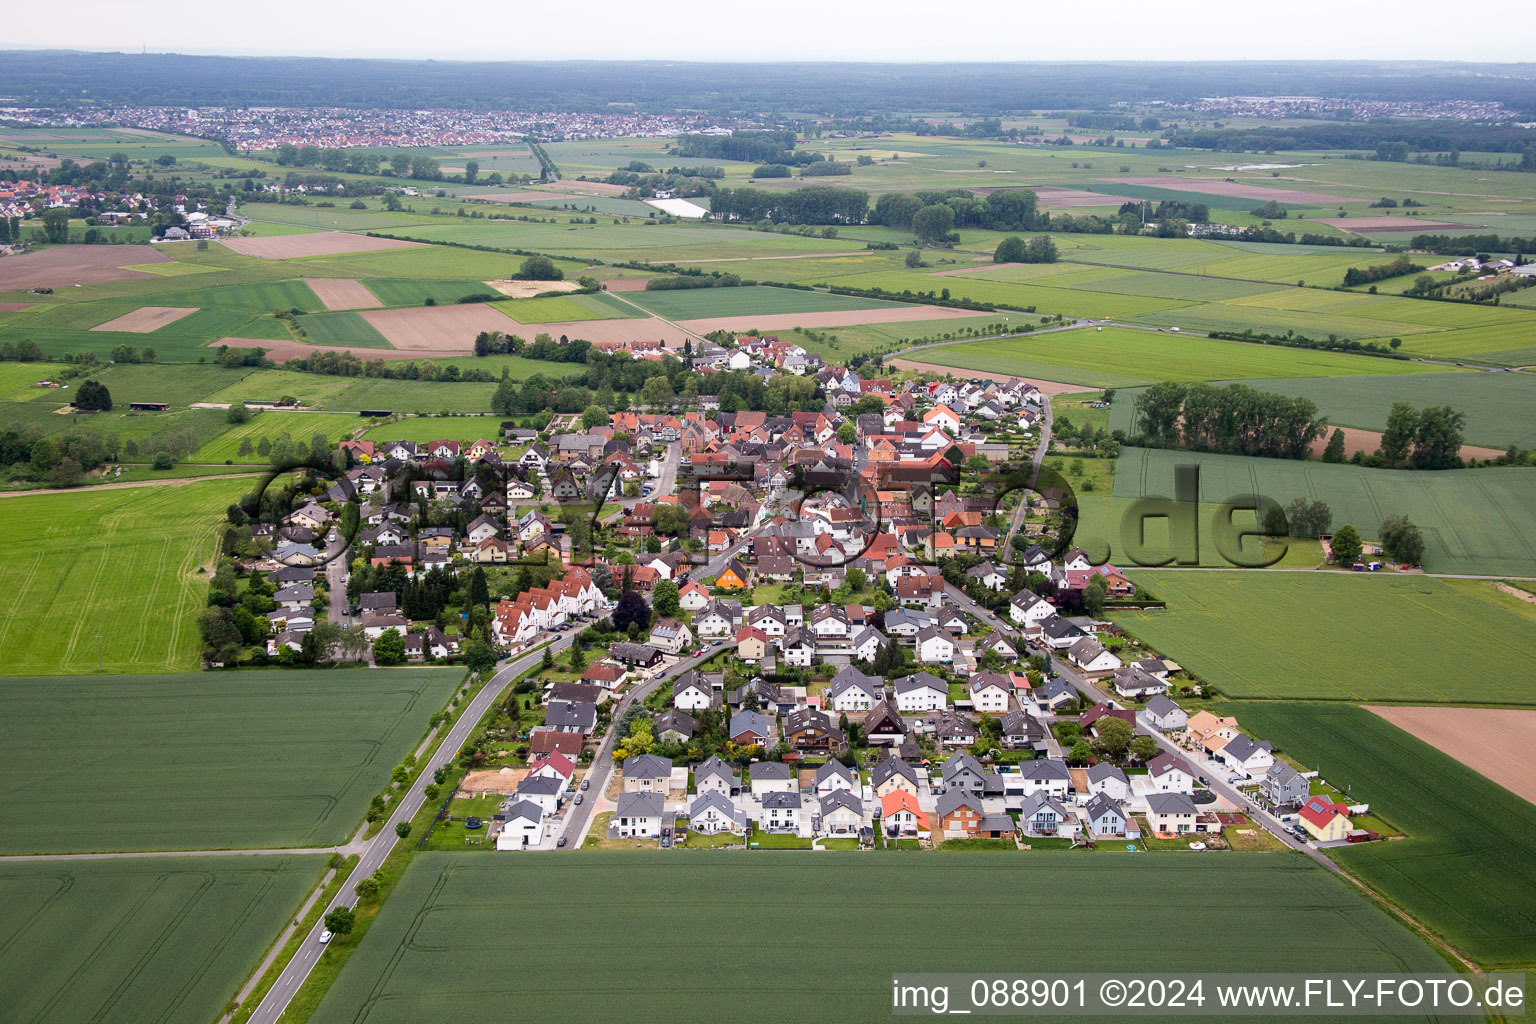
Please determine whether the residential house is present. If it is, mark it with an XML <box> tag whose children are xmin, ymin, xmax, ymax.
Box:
<box><xmin>1113</xmin><ymin>665</ymin><xmax>1168</xmax><ymax>700</ymax></box>
<box><xmin>735</xmin><ymin>626</ymin><xmax>771</xmax><ymax>664</ymax></box>
<box><xmin>1019</xmin><ymin>793</ymin><xmax>1074</xmax><ymax>837</ymax></box>
<box><xmin>622</xmin><ymin>753</ymin><xmax>674</xmax><ymax>793</ymax></box>
<box><xmin>495</xmin><ymin>799</ymin><xmax>544</xmax><ymax>850</ymax></box>
<box><xmin>1082</xmin><ymin>793</ymin><xmax>1135</xmax><ymax>839</ymax></box>
<box><xmin>673</xmin><ymin>671</ymin><xmax>715</xmax><ymax>711</ymax></box>
<box><xmin>748</xmin><ymin>761</ymin><xmax>796</xmax><ymax>797</ymax></box>
<box><xmin>761</xmin><ymin>791</ymin><xmax>804</xmax><ymax>833</ymax></box>
<box><xmin>1017</xmin><ymin>758</ymin><xmax>1071</xmax><ymax>800</ymax></box>
<box><xmin>914</xmin><ymin>627</ymin><xmax>955</xmax><ymax>665</ymax></box>
<box><xmin>655</xmin><ymin>709</ymin><xmax>696</xmax><ymax>744</ymax></box>
<box><xmin>688</xmin><ymin>792</ymin><xmax>747</xmax><ymax>835</ymax></box>
<box><xmin>939</xmin><ymin>753</ymin><xmax>990</xmax><ymax>797</ymax></box>
<box><xmin>1086</xmin><ymin>762</ymin><xmax>1131</xmax><ymax>802</ymax></box>
<box><xmin>871</xmin><ymin>756</ymin><xmax>920</xmax><ymax>799</ymax></box>
<box><xmin>965</xmin><ymin>561</ymin><xmax>1009</xmax><ymax>591</ymax></box>
<box><xmin>649</xmin><ymin>618</ymin><xmax>694</xmax><ymax>655</ymax></box>
<box><xmin>968</xmin><ymin>671</ymin><xmax>1013</xmax><ymax>715</ymax></box>
<box><xmin>880</xmin><ymin>790</ymin><xmax>930</xmax><ymax>838</ymax></box>
<box><xmin>818</xmin><ymin>790</ymin><xmax>864</xmax><ymax>836</ymax></box>
<box><xmin>1298</xmin><ymin>795</ymin><xmax>1352</xmax><ymax>842</ymax></box>
<box><xmin>1142</xmin><ymin>695</ymin><xmax>1188</xmax><ymax>732</ymax></box>
<box><xmin>1001</xmin><ymin>710</ymin><xmax>1048</xmax><ymax>752</ymax></box>
<box><xmin>784</xmin><ymin>707</ymin><xmax>844</xmax><ymax>753</ymax></box>
<box><xmin>1145</xmin><ymin>792</ymin><xmax>1199</xmax><ymax>836</ymax></box>
<box><xmin>827</xmin><ymin>666</ymin><xmax>882</xmax><ymax>713</ymax></box>
<box><xmin>1217</xmin><ymin>734</ymin><xmax>1274</xmax><ymax>778</ymax></box>
<box><xmin>694</xmin><ymin>755</ymin><xmax>737</xmax><ymax>797</ymax></box>
<box><xmin>936</xmin><ymin>790</ymin><xmax>986</xmax><ymax>839</ymax></box>
<box><xmin>1039</xmin><ymin>615</ymin><xmax>1086</xmax><ymax>651</ymax></box>
<box><xmin>1067</xmin><ymin>638</ymin><xmax>1122</xmax><ymax>675</ymax></box>
<box><xmin>1146</xmin><ymin>753</ymin><xmax>1197</xmax><ymax>794</ymax></box>
<box><xmin>613</xmin><ymin>792</ymin><xmax>664</xmax><ymax>838</ymax></box>
<box><xmin>1263</xmin><ymin>763</ymin><xmax>1309</xmax><ymax>808</ymax></box>
<box><xmin>514</xmin><ymin>774</ymin><xmax>565</xmax><ymax>817</ymax></box>
<box><xmin>729</xmin><ymin>710</ymin><xmax>773</xmax><ymax>749</ymax></box>
<box><xmin>893</xmin><ymin>673</ymin><xmax>948</xmax><ymax>713</ymax></box>
<box><xmin>863</xmin><ymin>700</ymin><xmax>907</xmax><ymax>747</ymax></box>
<box><xmin>814</xmin><ymin>759</ymin><xmax>859</xmax><ymax>796</ymax></box>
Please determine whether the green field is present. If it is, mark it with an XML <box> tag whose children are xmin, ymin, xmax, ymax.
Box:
<box><xmin>906</xmin><ymin>326</ymin><xmax>1442</xmax><ymax>388</ymax></box>
<box><xmin>0</xmin><ymin>479</ymin><xmax>252</xmax><ymax>675</ymax></box>
<box><xmin>191</xmin><ymin>410</ymin><xmax>379</xmax><ymax>462</ymax></box>
<box><xmin>1114</xmin><ymin>572</ymin><xmax>1536</xmax><ymax>704</ymax></box>
<box><xmin>624</xmin><ymin>284</ymin><xmax>905</xmax><ymax>319</ymax></box>
<box><xmin>0</xmin><ymin>669</ymin><xmax>461</xmax><ymax>852</ymax></box>
<box><xmin>1114</xmin><ymin>446</ymin><xmax>1536</xmax><ymax>576</ymax></box>
<box><xmin>0</xmin><ymin>855</ymin><xmax>325</xmax><ymax>1024</ymax></box>
<box><xmin>1227</xmin><ymin>701</ymin><xmax>1536</xmax><ymax>967</ymax></box>
<box><xmin>493</xmin><ymin>293</ymin><xmax>630</xmax><ymax>324</ymax></box>
<box><xmin>310</xmin><ymin>853</ymin><xmax>1448</xmax><ymax>1024</ymax></box>
<box><xmin>297</xmin><ymin>310</ymin><xmax>392</xmax><ymax>348</ymax></box>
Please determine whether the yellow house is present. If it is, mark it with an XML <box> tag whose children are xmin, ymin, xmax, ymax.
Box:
<box><xmin>1299</xmin><ymin>796</ymin><xmax>1352</xmax><ymax>842</ymax></box>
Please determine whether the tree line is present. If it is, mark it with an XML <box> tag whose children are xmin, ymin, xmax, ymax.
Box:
<box><xmin>1132</xmin><ymin>381</ymin><xmax>1327</xmax><ymax>459</ymax></box>
<box><xmin>709</xmin><ymin>185</ymin><xmax>868</xmax><ymax>225</ymax></box>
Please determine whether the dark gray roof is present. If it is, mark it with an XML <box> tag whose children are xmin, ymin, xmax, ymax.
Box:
<box><xmin>615</xmin><ymin>792</ymin><xmax>664</xmax><ymax>818</ymax></box>
<box><xmin>1145</xmin><ymin>792</ymin><xmax>1198</xmax><ymax>815</ymax></box>
<box><xmin>622</xmin><ymin>754</ymin><xmax>673</xmax><ymax>780</ymax></box>
<box><xmin>749</xmin><ymin>761</ymin><xmax>792</xmax><ymax>782</ymax></box>
<box><xmin>936</xmin><ymin>788</ymin><xmax>983</xmax><ymax>818</ymax></box>
<box><xmin>762</xmin><ymin>791</ymin><xmax>802</xmax><ymax>809</ymax></box>
<box><xmin>871</xmin><ymin>755</ymin><xmax>917</xmax><ymax>789</ymax></box>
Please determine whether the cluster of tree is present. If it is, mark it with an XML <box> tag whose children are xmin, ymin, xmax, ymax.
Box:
<box><xmin>673</xmin><ymin>130</ymin><xmax>814</xmax><ymax>165</ymax></box>
<box><xmin>514</xmin><ymin>255</ymin><xmax>563</xmax><ymax>281</ymax></box>
<box><xmin>993</xmin><ymin>235</ymin><xmax>1059</xmax><ymax>264</ymax></box>
<box><xmin>0</xmin><ymin>427</ymin><xmax>117</xmax><ymax>487</ymax></box>
<box><xmin>277</xmin><ymin>347</ymin><xmax>508</xmax><ymax>383</ymax></box>
<box><xmin>709</xmin><ymin>185</ymin><xmax>868</xmax><ymax>225</ymax></box>
<box><xmin>1410</xmin><ymin>233</ymin><xmax>1536</xmax><ymax>256</ymax></box>
<box><xmin>1379</xmin><ymin>401</ymin><xmax>1467</xmax><ymax>469</ymax></box>
<box><xmin>0</xmin><ymin>214</ymin><xmax>25</xmax><ymax>244</ymax></box>
<box><xmin>1268</xmin><ymin>498</ymin><xmax>1332</xmax><ymax>539</ymax></box>
<box><xmin>643</xmin><ymin>273</ymin><xmax>743</xmax><ymax>291</ymax></box>
<box><xmin>72</xmin><ymin>379</ymin><xmax>112</xmax><ymax>411</ymax></box>
<box><xmin>0</xmin><ymin>339</ymin><xmax>46</xmax><ymax>361</ymax></box>
<box><xmin>1132</xmin><ymin>381</ymin><xmax>1326</xmax><ymax>459</ymax></box>
<box><xmin>605</xmin><ymin>164</ymin><xmax>719</xmax><ymax>197</ymax></box>
<box><xmin>1169</xmin><ymin>123</ymin><xmax>1536</xmax><ymax>158</ymax></box>
<box><xmin>752</xmin><ymin>164</ymin><xmax>791</xmax><ymax>177</ymax></box>
<box><xmin>799</xmin><ymin>159</ymin><xmax>852</xmax><ymax>176</ymax></box>
<box><xmin>1342</xmin><ymin>255</ymin><xmax>1425</xmax><ymax>287</ymax></box>
<box><xmin>271</xmin><ymin>145</ymin><xmax>394</xmax><ymax>177</ymax></box>
<box><xmin>1379</xmin><ymin>514</ymin><xmax>1426</xmax><ymax>565</ymax></box>
<box><xmin>872</xmin><ymin>188</ymin><xmax>1041</xmax><ymax>233</ymax></box>
<box><xmin>1119</xmin><ymin>199</ymin><xmax>1210</xmax><ymax>223</ymax></box>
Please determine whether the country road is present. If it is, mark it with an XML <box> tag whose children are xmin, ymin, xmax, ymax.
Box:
<box><xmin>246</xmin><ymin>636</ymin><xmax>574</xmax><ymax>1024</ymax></box>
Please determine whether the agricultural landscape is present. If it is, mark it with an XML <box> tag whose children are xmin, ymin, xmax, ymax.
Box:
<box><xmin>0</xmin><ymin>50</ymin><xmax>1533</xmax><ymax>1024</ymax></box>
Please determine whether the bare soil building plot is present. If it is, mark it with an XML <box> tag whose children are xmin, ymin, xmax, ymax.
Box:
<box><xmin>90</xmin><ymin>305</ymin><xmax>199</xmax><ymax>333</ymax></box>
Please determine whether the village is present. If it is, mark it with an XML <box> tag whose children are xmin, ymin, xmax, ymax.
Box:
<box><xmin>216</xmin><ymin>345</ymin><xmax>1383</xmax><ymax>861</ymax></box>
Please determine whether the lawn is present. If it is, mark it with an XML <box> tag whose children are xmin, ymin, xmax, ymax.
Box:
<box><xmin>308</xmin><ymin>852</ymin><xmax>1448</xmax><ymax>1024</ymax></box>
<box><xmin>1227</xmin><ymin>701</ymin><xmax>1536</xmax><ymax>968</ymax></box>
<box><xmin>1218</xmin><ymin>371</ymin><xmax>1536</xmax><ymax>450</ymax></box>
<box><xmin>910</xmin><ymin>326</ymin><xmax>1439</xmax><ymax>388</ymax></box>
<box><xmin>1114</xmin><ymin>446</ymin><xmax>1536</xmax><ymax>576</ymax></box>
<box><xmin>0</xmin><ymin>855</ymin><xmax>326</xmax><ymax>1024</ymax></box>
<box><xmin>332</xmin><ymin>378</ymin><xmax>499</xmax><ymax>415</ymax></box>
<box><xmin>0</xmin><ymin>668</ymin><xmax>462</xmax><ymax>853</ymax></box>
<box><xmin>1113</xmin><ymin>572</ymin><xmax>1536</xmax><ymax>704</ymax></box>
<box><xmin>0</xmin><ymin>479</ymin><xmax>251</xmax><ymax>675</ymax></box>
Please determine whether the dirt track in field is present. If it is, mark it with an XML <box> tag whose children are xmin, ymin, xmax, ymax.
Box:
<box><xmin>304</xmin><ymin>278</ymin><xmax>382</xmax><ymax>310</ymax></box>
<box><xmin>89</xmin><ymin>306</ymin><xmax>198</xmax><ymax>333</ymax></box>
<box><xmin>0</xmin><ymin>245</ymin><xmax>169</xmax><ymax>290</ymax></box>
<box><xmin>599</xmin><ymin>278</ymin><xmax>648</xmax><ymax>292</ymax></box>
<box><xmin>1366</xmin><ymin>705</ymin><xmax>1536</xmax><ymax>807</ymax></box>
<box><xmin>886</xmin><ymin>358</ymin><xmax>1084</xmax><ymax>394</ymax></box>
<box><xmin>1317</xmin><ymin>217</ymin><xmax>1472</xmax><ymax>233</ymax></box>
<box><xmin>220</xmin><ymin>232</ymin><xmax>423</xmax><ymax>260</ymax></box>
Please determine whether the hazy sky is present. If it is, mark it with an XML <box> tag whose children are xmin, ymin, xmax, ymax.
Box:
<box><xmin>7</xmin><ymin>0</ymin><xmax>1533</xmax><ymax>62</ymax></box>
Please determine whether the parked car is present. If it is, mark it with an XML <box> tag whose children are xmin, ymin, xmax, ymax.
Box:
<box><xmin>557</xmin><ymin>836</ymin><xmax>567</xmax><ymax>848</ymax></box>
<box><xmin>574</xmin><ymin>793</ymin><xmax>584</xmax><ymax>805</ymax></box>
<box><xmin>580</xmin><ymin>778</ymin><xmax>590</xmax><ymax>791</ymax></box>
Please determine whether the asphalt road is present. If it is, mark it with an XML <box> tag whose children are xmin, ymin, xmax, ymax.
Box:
<box><xmin>246</xmin><ymin>633</ymin><xmax>574</xmax><ymax>1024</ymax></box>
<box><xmin>1002</xmin><ymin>388</ymin><xmax>1053</xmax><ymax>553</ymax></box>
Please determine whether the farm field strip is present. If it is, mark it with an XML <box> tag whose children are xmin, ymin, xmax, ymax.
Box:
<box><xmin>0</xmin><ymin>855</ymin><xmax>325</xmax><ymax>1024</ymax></box>
<box><xmin>0</xmin><ymin>480</ymin><xmax>251</xmax><ymax>676</ymax></box>
<box><xmin>0</xmin><ymin>669</ymin><xmax>462</xmax><ymax>853</ymax></box>
<box><xmin>1114</xmin><ymin>571</ymin><xmax>1536</xmax><ymax>703</ymax></box>
<box><xmin>310</xmin><ymin>853</ymin><xmax>1449</xmax><ymax>1024</ymax></box>
<box><xmin>1226</xmin><ymin>702</ymin><xmax>1536</xmax><ymax>967</ymax></box>
<box><xmin>1114</xmin><ymin>446</ymin><xmax>1536</xmax><ymax>577</ymax></box>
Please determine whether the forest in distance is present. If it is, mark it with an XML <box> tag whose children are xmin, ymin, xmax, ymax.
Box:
<box><xmin>4</xmin><ymin>52</ymin><xmax>1536</xmax><ymax>114</ymax></box>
